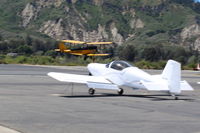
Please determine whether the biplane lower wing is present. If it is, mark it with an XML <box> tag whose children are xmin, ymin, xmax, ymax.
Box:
<box><xmin>87</xmin><ymin>53</ymin><xmax>110</xmax><ymax>56</ymax></box>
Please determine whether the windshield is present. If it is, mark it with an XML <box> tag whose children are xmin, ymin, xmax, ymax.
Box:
<box><xmin>109</xmin><ymin>61</ymin><xmax>132</xmax><ymax>71</ymax></box>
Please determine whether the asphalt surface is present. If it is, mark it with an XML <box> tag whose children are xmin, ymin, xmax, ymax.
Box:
<box><xmin>0</xmin><ymin>64</ymin><xmax>199</xmax><ymax>133</ymax></box>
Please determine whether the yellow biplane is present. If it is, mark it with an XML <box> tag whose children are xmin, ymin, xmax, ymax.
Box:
<box><xmin>55</xmin><ymin>40</ymin><xmax>113</xmax><ymax>57</ymax></box>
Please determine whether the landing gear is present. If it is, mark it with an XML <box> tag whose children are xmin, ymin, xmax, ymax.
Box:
<box><xmin>171</xmin><ymin>94</ymin><xmax>179</xmax><ymax>100</ymax></box>
<box><xmin>118</xmin><ymin>88</ymin><xmax>124</xmax><ymax>95</ymax></box>
<box><xmin>175</xmin><ymin>96</ymin><xmax>179</xmax><ymax>100</ymax></box>
<box><xmin>88</xmin><ymin>88</ymin><xmax>95</xmax><ymax>95</ymax></box>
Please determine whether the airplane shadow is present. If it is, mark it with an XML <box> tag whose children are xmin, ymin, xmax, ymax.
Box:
<box><xmin>60</xmin><ymin>93</ymin><xmax>195</xmax><ymax>101</ymax></box>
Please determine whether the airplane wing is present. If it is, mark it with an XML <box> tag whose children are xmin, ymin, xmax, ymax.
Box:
<box><xmin>64</xmin><ymin>50</ymin><xmax>71</xmax><ymax>52</ymax></box>
<box><xmin>87</xmin><ymin>53</ymin><xmax>110</xmax><ymax>56</ymax></box>
<box><xmin>86</xmin><ymin>42</ymin><xmax>113</xmax><ymax>45</ymax></box>
<box><xmin>48</xmin><ymin>72</ymin><xmax>119</xmax><ymax>90</ymax></box>
<box><xmin>61</xmin><ymin>40</ymin><xmax>85</xmax><ymax>44</ymax></box>
<box><xmin>55</xmin><ymin>49</ymin><xmax>61</xmax><ymax>52</ymax></box>
<box><xmin>70</xmin><ymin>53</ymin><xmax>84</xmax><ymax>56</ymax></box>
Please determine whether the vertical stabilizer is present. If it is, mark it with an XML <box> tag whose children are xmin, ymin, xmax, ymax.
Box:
<box><xmin>59</xmin><ymin>42</ymin><xmax>67</xmax><ymax>52</ymax></box>
<box><xmin>162</xmin><ymin>60</ymin><xmax>181</xmax><ymax>94</ymax></box>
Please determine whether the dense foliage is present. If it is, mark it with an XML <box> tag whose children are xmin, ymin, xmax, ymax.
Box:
<box><xmin>118</xmin><ymin>43</ymin><xmax>199</xmax><ymax>66</ymax></box>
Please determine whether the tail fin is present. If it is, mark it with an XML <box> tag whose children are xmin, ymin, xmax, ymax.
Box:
<box><xmin>55</xmin><ymin>42</ymin><xmax>68</xmax><ymax>52</ymax></box>
<box><xmin>162</xmin><ymin>60</ymin><xmax>181</xmax><ymax>94</ymax></box>
<box><xmin>58</xmin><ymin>42</ymin><xmax>67</xmax><ymax>52</ymax></box>
<box><xmin>142</xmin><ymin>60</ymin><xmax>193</xmax><ymax>95</ymax></box>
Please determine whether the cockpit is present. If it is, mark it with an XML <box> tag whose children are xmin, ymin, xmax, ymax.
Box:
<box><xmin>106</xmin><ymin>61</ymin><xmax>133</xmax><ymax>71</ymax></box>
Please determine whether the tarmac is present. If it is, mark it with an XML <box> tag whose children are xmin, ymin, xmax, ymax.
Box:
<box><xmin>0</xmin><ymin>64</ymin><xmax>199</xmax><ymax>133</ymax></box>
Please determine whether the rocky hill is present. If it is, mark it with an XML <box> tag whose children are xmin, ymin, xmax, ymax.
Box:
<box><xmin>0</xmin><ymin>0</ymin><xmax>200</xmax><ymax>50</ymax></box>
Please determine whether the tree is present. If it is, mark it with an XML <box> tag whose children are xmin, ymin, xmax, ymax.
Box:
<box><xmin>141</xmin><ymin>45</ymin><xmax>163</xmax><ymax>61</ymax></box>
<box><xmin>25</xmin><ymin>35</ymin><xmax>32</xmax><ymax>46</ymax></box>
<box><xmin>118</xmin><ymin>45</ymin><xmax>136</xmax><ymax>61</ymax></box>
<box><xmin>17</xmin><ymin>45</ymin><xmax>33</xmax><ymax>54</ymax></box>
<box><xmin>0</xmin><ymin>34</ymin><xmax>3</xmax><ymax>41</ymax></box>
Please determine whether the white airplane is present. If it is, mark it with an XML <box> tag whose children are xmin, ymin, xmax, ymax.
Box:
<box><xmin>48</xmin><ymin>60</ymin><xmax>194</xmax><ymax>100</ymax></box>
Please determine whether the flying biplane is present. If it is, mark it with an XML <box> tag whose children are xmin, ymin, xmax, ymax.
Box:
<box><xmin>55</xmin><ymin>40</ymin><xmax>113</xmax><ymax>58</ymax></box>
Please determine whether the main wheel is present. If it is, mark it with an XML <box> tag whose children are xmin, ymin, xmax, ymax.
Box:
<box><xmin>118</xmin><ymin>88</ymin><xmax>124</xmax><ymax>95</ymax></box>
<box><xmin>175</xmin><ymin>96</ymin><xmax>179</xmax><ymax>100</ymax></box>
<box><xmin>88</xmin><ymin>88</ymin><xmax>95</xmax><ymax>95</ymax></box>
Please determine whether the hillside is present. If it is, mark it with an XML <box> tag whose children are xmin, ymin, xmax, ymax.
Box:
<box><xmin>0</xmin><ymin>0</ymin><xmax>200</xmax><ymax>62</ymax></box>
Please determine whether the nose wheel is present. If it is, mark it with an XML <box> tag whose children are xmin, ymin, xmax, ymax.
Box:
<box><xmin>171</xmin><ymin>94</ymin><xmax>179</xmax><ymax>100</ymax></box>
<box><xmin>175</xmin><ymin>96</ymin><xmax>179</xmax><ymax>100</ymax></box>
<box><xmin>118</xmin><ymin>88</ymin><xmax>124</xmax><ymax>95</ymax></box>
<box><xmin>88</xmin><ymin>88</ymin><xmax>95</xmax><ymax>95</ymax></box>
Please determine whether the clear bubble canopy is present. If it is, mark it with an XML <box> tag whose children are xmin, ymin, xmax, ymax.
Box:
<box><xmin>106</xmin><ymin>61</ymin><xmax>133</xmax><ymax>71</ymax></box>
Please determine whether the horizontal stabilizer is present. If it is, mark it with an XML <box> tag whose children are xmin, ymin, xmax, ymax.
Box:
<box><xmin>141</xmin><ymin>81</ymin><xmax>169</xmax><ymax>91</ymax></box>
<box><xmin>180</xmin><ymin>81</ymin><xmax>194</xmax><ymax>91</ymax></box>
<box><xmin>141</xmin><ymin>80</ymin><xmax>193</xmax><ymax>92</ymax></box>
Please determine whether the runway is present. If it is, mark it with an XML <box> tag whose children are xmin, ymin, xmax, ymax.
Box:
<box><xmin>0</xmin><ymin>64</ymin><xmax>199</xmax><ymax>133</ymax></box>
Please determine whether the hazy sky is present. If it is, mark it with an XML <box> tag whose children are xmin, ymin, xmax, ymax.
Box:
<box><xmin>194</xmin><ymin>0</ymin><xmax>200</xmax><ymax>2</ymax></box>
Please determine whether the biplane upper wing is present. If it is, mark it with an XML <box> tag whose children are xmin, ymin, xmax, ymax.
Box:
<box><xmin>59</xmin><ymin>40</ymin><xmax>113</xmax><ymax>45</ymax></box>
<box><xmin>61</xmin><ymin>40</ymin><xmax>86</xmax><ymax>44</ymax></box>
<box><xmin>86</xmin><ymin>42</ymin><xmax>113</xmax><ymax>45</ymax></box>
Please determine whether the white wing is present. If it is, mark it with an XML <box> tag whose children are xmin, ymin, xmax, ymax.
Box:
<box><xmin>47</xmin><ymin>72</ymin><xmax>119</xmax><ymax>90</ymax></box>
<box><xmin>48</xmin><ymin>72</ymin><xmax>110</xmax><ymax>84</ymax></box>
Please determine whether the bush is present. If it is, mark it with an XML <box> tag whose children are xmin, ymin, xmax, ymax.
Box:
<box><xmin>118</xmin><ymin>45</ymin><xmax>136</xmax><ymax>61</ymax></box>
<box><xmin>135</xmin><ymin>60</ymin><xmax>166</xmax><ymax>69</ymax></box>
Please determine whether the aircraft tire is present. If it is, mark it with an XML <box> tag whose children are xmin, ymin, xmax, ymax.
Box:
<box><xmin>175</xmin><ymin>96</ymin><xmax>179</xmax><ymax>100</ymax></box>
<box><xmin>88</xmin><ymin>88</ymin><xmax>95</xmax><ymax>95</ymax></box>
<box><xmin>118</xmin><ymin>88</ymin><xmax>124</xmax><ymax>95</ymax></box>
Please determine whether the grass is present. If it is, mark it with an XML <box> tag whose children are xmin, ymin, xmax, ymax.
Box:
<box><xmin>0</xmin><ymin>55</ymin><xmax>111</xmax><ymax>66</ymax></box>
<box><xmin>0</xmin><ymin>55</ymin><xmax>196</xmax><ymax>70</ymax></box>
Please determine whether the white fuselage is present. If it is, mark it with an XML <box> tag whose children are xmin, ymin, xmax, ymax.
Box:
<box><xmin>87</xmin><ymin>63</ymin><xmax>156</xmax><ymax>89</ymax></box>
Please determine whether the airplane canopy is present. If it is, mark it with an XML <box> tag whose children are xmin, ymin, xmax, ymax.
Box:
<box><xmin>107</xmin><ymin>61</ymin><xmax>133</xmax><ymax>71</ymax></box>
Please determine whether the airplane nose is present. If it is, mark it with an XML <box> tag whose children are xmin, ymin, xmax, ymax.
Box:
<box><xmin>87</xmin><ymin>63</ymin><xmax>94</xmax><ymax>71</ymax></box>
<box><xmin>87</xmin><ymin>63</ymin><xmax>98</xmax><ymax>73</ymax></box>
<box><xmin>87</xmin><ymin>63</ymin><xmax>105</xmax><ymax>76</ymax></box>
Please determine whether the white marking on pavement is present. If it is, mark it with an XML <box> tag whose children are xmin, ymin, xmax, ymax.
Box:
<box><xmin>0</xmin><ymin>126</ymin><xmax>22</xmax><ymax>133</ymax></box>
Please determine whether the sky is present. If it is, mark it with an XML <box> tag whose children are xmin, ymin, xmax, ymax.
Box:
<box><xmin>194</xmin><ymin>0</ymin><xmax>200</xmax><ymax>2</ymax></box>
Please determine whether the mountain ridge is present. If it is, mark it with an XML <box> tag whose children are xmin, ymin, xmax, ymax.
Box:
<box><xmin>0</xmin><ymin>0</ymin><xmax>200</xmax><ymax>51</ymax></box>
